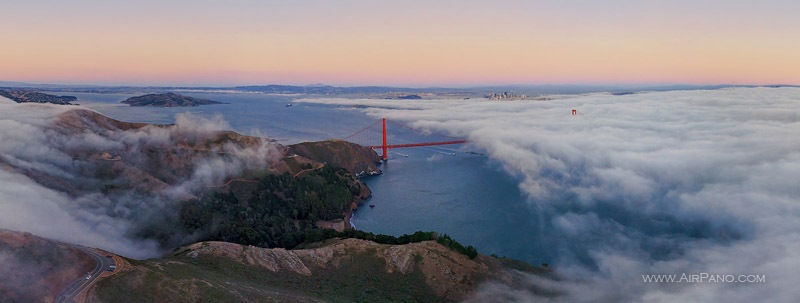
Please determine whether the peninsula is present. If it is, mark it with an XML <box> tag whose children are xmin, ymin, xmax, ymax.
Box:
<box><xmin>0</xmin><ymin>89</ymin><xmax>77</xmax><ymax>105</ymax></box>
<box><xmin>121</xmin><ymin>92</ymin><xmax>225</xmax><ymax>107</ymax></box>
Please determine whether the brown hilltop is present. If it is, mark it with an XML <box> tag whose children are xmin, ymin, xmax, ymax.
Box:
<box><xmin>5</xmin><ymin>108</ymin><xmax>380</xmax><ymax>243</ymax></box>
<box><xmin>289</xmin><ymin>140</ymin><xmax>382</xmax><ymax>178</ymax></box>
<box><xmin>6</xmin><ymin>108</ymin><xmax>379</xmax><ymax>203</ymax></box>
<box><xmin>53</xmin><ymin>108</ymin><xmax>151</xmax><ymax>132</ymax></box>
<box><xmin>89</xmin><ymin>238</ymin><xmax>548</xmax><ymax>303</ymax></box>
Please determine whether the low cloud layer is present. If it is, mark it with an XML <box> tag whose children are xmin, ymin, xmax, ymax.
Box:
<box><xmin>301</xmin><ymin>87</ymin><xmax>800</xmax><ymax>302</ymax></box>
<box><xmin>0</xmin><ymin>103</ymin><xmax>280</xmax><ymax>258</ymax></box>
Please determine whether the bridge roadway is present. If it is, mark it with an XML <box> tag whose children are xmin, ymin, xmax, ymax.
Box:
<box><xmin>368</xmin><ymin>139</ymin><xmax>468</xmax><ymax>149</ymax></box>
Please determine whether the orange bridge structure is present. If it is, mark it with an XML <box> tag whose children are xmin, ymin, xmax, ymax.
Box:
<box><xmin>342</xmin><ymin>118</ymin><xmax>468</xmax><ymax>161</ymax></box>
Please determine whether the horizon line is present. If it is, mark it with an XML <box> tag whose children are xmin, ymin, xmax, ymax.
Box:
<box><xmin>2</xmin><ymin>80</ymin><xmax>797</xmax><ymax>90</ymax></box>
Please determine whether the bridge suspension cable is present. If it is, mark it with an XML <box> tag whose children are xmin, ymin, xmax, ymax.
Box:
<box><xmin>342</xmin><ymin>118</ymin><xmax>468</xmax><ymax>161</ymax></box>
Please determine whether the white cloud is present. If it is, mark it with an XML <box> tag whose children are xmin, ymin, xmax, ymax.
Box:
<box><xmin>301</xmin><ymin>87</ymin><xmax>800</xmax><ymax>302</ymax></box>
<box><xmin>0</xmin><ymin>169</ymin><xmax>160</xmax><ymax>258</ymax></box>
<box><xmin>0</xmin><ymin>103</ymin><xmax>280</xmax><ymax>258</ymax></box>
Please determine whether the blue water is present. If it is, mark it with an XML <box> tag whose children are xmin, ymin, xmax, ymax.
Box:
<box><xmin>71</xmin><ymin>92</ymin><xmax>547</xmax><ymax>265</ymax></box>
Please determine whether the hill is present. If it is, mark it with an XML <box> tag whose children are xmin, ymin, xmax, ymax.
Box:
<box><xmin>290</xmin><ymin>140</ymin><xmax>382</xmax><ymax>178</ymax></box>
<box><xmin>0</xmin><ymin>107</ymin><xmax>548</xmax><ymax>302</ymax></box>
<box><xmin>8</xmin><ymin>108</ymin><xmax>378</xmax><ymax>201</ymax></box>
<box><xmin>1</xmin><ymin>108</ymin><xmax>380</xmax><ymax>251</ymax></box>
<box><xmin>121</xmin><ymin>92</ymin><xmax>225</xmax><ymax>107</ymax></box>
<box><xmin>0</xmin><ymin>229</ymin><xmax>94</xmax><ymax>303</ymax></box>
<box><xmin>0</xmin><ymin>89</ymin><xmax>77</xmax><ymax>105</ymax></box>
<box><xmin>0</xmin><ymin>228</ymin><xmax>550</xmax><ymax>303</ymax></box>
<box><xmin>90</xmin><ymin>238</ymin><xmax>549</xmax><ymax>303</ymax></box>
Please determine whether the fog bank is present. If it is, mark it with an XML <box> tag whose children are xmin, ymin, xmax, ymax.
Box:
<box><xmin>300</xmin><ymin>87</ymin><xmax>800</xmax><ymax>302</ymax></box>
<box><xmin>0</xmin><ymin>103</ymin><xmax>280</xmax><ymax>258</ymax></box>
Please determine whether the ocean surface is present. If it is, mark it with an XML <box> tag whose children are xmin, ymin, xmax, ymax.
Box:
<box><xmin>71</xmin><ymin>92</ymin><xmax>547</xmax><ymax>264</ymax></box>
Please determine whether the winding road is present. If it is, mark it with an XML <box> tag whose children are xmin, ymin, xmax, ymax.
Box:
<box><xmin>54</xmin><ymin>247</ymin><xmax>116</xmax><ymax>303</ymax></box>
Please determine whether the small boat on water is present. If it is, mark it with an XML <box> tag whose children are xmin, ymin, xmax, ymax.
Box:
<box><xmin>285</xmin><ymin>103</ymin><xmax>293</xmax><ymax>107</ymax></box>
<box><xmin>369</xmin><ymin>204</ymin><xmax>375</xmax><ymax>208</ymax></box>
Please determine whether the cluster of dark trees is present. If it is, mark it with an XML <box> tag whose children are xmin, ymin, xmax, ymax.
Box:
<box><xmin>304</xmin><ymin>229</ymin><xmax>478</xmax><ymax>259</ymax></box>
<box><xmin>434</xmin><ymin>234</ymin><xmax>478</xmax><ymax>259</ymax></box>
<box><xmin>180</xmin><ymin>166</ymin><xmax>357</xmax><ymax>249</ymax></box>
<box><xmin>178</xmin><ymin>165</ymin><xmax>478</xmax><ymax>258</ymax></box>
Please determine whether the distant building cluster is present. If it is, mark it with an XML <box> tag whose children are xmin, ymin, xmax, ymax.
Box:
<box><xmin>485</xmin><ymin>92</ymin><xmax>528</xmax><ymax>100</ymax></box>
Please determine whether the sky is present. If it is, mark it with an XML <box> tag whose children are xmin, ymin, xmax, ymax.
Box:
<box><xmin>1</xmin><ymin>0</ymin><xmax>799</xmax><ymax>86</ymax></box>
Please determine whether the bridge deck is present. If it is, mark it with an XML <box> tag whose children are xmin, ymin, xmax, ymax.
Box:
<box><xmin>368</xmin><ymin>140</ymin><xmax>468</xmax><ymax>149</ymax></box>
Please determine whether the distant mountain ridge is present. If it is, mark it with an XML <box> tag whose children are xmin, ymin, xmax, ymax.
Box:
<box><xmin>5</xmin><ymin>80</ymin><xmax>795</xmax><ymax>97</ymax></box>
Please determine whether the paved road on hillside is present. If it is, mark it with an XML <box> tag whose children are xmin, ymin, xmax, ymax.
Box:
<box><xmin>54</xmin><ymin>247</ymin><xmax>115</xmax><ymax>303</ymax></box>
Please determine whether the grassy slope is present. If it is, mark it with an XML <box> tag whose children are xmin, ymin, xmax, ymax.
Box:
<box><xmin>94</xmin><ymin>248</ymin><xmax>440</xmax><ymax>303</ymax></box>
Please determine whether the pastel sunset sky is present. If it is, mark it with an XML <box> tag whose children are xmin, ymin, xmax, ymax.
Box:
<box><xmin>2</xmin><ymin>0</ymin><xmax>799</xmax><ymax>86</ymax></box>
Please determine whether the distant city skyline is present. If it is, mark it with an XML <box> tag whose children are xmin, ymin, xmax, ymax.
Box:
<box><xmin>2</xmin><ymin>0</ymin><xmax>799</xmax><ymax>86</ymax></box>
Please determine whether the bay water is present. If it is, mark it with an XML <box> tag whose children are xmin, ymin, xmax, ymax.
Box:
<box><xmin>71</xmin><ymin>92</ymin><xmax>547</xmax><ymax>265</ymax></box>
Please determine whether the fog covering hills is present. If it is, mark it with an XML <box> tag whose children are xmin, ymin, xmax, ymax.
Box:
<box><xmin>0</xmin><ymin>97</ymin><xmax>545</xmax><ymax>302</ymax></box>
<box><xmin>2</xmin><ymin>87</ymin><xmax>799</xmax><ymax>302</ymax></box>
<box><xmin>0</xmin><ymin>101</ymin><xmax>284</xmax><ymax>258</ymax></box>
<box><xmin>297</xmin><ymin>87</ymin><xmax>800</xmax><ymax>302</ymax></box>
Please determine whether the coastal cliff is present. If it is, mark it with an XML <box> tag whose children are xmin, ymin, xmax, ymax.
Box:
<box><xmin>289</xmin><ymin>140</ymin><xmax>382</xmax><ymax>178</ymax></box>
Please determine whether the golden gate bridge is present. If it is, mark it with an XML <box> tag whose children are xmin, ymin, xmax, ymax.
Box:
<box><xmin>342</xmin><ymin>118</ymin><xmax>468</xmax><ymax>161</ymax></box>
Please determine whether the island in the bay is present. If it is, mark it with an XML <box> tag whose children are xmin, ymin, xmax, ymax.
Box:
<box><xmin>0</xmin><ymin>89</ymin><xmax>77</xmax><ymax>105</ymax></box>
<box><xmin>121</xmin><ymin>92</ymin><xmax>226</xmax><ymax>107</ymax></box>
